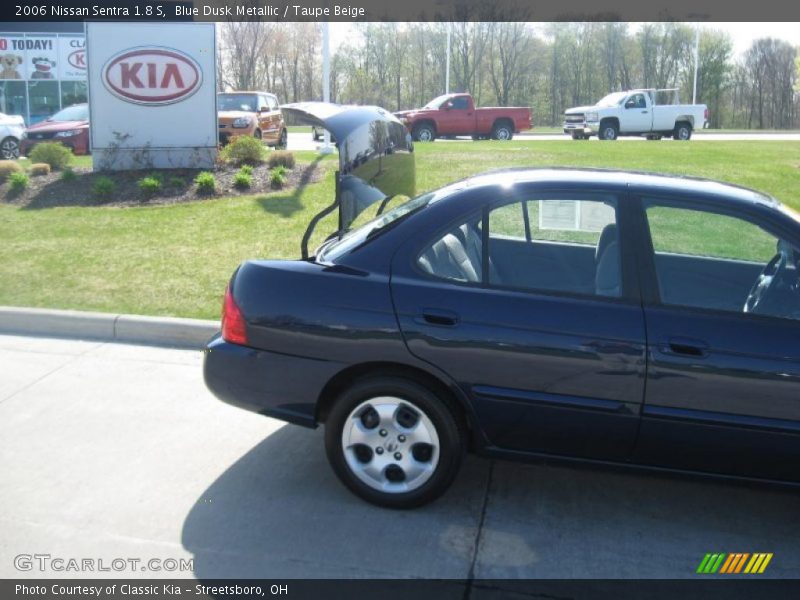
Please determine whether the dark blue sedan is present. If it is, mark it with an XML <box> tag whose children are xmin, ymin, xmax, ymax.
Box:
<box><xmin>204</xmin><ymin>103</ymin><xmax>800</xmax><ymax>508</ymax></box>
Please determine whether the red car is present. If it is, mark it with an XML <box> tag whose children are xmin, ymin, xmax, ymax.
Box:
<box><xmin>394</xmin><ymin>93</ymin><xmax>531</xmax><ymax>142</ymax></box>
<box><xmin>21</xmin><ymin>103</ymin><xmax>90</xmax><ymax>156</ymax></box>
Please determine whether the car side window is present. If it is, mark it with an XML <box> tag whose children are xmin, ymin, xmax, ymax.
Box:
<box><xmin>268</xmin><ymin>95</ymin><xmax>279</xmax><ymax>111</ymax></box>
<box><xmin>417</xmin><ymin>195</ymin><xmax>621</xmax><ymax>298</ymax></box>
<box><xmin>644</xmin><ymin>201</ymin><xmax>800</xmax><ymax>320</ymax></box>
<box><xmin>626</xmin><ymin>93</ymin><xmax>646</xmax><ymax>108</ymax></box>
<box><xmin>417</xmin><ymin>215</ymin><xmax>484</xmax><ymax>283</ymax></box>
<box><xmin>489</xmin><ymin>197</ymin><xmax>620</xmax><ymax>297</ymax></box>
<box><xmin>450</xmin><ymin>96</ymin><xmax>469</xmax><ymax>110</ymax></box>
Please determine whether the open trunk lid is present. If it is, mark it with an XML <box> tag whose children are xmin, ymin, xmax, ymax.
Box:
<box><xmin>281</xmin><ymin>102</ymin><xmax>415</xmax><ymax>258</ymax></box>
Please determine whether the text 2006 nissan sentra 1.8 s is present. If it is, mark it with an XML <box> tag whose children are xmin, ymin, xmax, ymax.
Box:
<box><xmin>203</xmin><ymin>103</ymin><xmax>800</xmax><ymax>509</ymax></box>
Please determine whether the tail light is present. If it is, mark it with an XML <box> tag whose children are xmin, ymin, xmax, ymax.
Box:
<box><xmin>221</xmin><ymin>284</ymin><xmax>248</xmax><ymax>345</ymax></box>
<box><xmin>704</xmin><ymin>108</ymin><xmax>709</xmax><ymax>120</ymax></box>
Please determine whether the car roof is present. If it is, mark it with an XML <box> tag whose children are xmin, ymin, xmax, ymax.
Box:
<box><xmin>455</xmin><ymin>167</ymin><xmax>780</xmax><ymax>210</ymax></box>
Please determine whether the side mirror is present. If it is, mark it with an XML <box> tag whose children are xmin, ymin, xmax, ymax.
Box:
<box><xmin>624</xmin><ymin>100</ymin><xmax>635</xmax><ymax>109</ymax></box>
<box><xmin>258</xmin><ymin>106</ymin><xmax>268</xmax><ymax>113</ymax></box>
<box><xmin>443</xmin><ymin>102</ymin><xmax>452</xmax><ymax>110</ymax></box>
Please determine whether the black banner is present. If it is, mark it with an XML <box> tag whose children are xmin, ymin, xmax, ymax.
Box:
<box><xmin>4</xmin><ymin>579</ymin><xmax>800</xmax><ymax>600</ymax></box>
<box><xmin>3</xmin><ymin>0</ymin><xmax>800</xmax><ymax>22</ymax></box>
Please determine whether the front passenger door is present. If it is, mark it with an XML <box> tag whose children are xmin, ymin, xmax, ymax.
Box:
<box><xmin>633</xmin><ymin>197</ymin><xmax>800</xmax><ymax>482</ymax></box>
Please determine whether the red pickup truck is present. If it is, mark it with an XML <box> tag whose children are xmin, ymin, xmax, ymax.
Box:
<box><xmin>394</xmin><ymin>93</ymin><xmax>531</xmax><ymax>142</ymax></box>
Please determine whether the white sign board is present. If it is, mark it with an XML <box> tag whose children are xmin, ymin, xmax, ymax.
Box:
<box><xmin>539</xmin><ymin>199</ymin><xmax>615</xmax><ymax>232</ymax></box>
<box><xmin>87</xmin><ymin>22</ymin><xmax>217</xmax><ymax>170</ymax></box>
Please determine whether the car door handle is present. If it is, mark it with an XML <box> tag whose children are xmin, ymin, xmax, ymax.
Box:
<box><xmin>418</xmin><ymin>309</ymin><xmax>459</xmax><ymax>327</ymax></box>
<box><xmin>641</xmin><ymin>110</ymin><xmax>649</xmax><ymax>114</ymax></box>
<box><xmin>659</xmin><ymin>337</ymin><xmax>709</xmax><ymax>358</ymax></box>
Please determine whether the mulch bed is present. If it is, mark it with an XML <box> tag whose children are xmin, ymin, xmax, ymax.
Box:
<box><xmin>1</xmin><ymin>160</ymin><xmax>328</xmax><ymax>209</ymax></box>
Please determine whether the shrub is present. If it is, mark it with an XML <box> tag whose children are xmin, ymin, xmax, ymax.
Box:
<box><xmin>28</xmin><ymin>142</ymin><xmax>73</xmax><ymax>171</ymax></box>
<box><xmin>7</xmin><ymin>171</ymin><xmax>29</xmax><ymax>194</ymax></box>
<box><xmin>194</xmin><ymin>171</ymin><xmax>217</xmax><ymax>194</ymax></box>
<box><xmin>167</xmin><ymin>176</ymin><xmax>186</xmax><ymax>188</ymax></box>
<box><xmin>268</xmin><ymin>150</ymin><xmax>295</xmax><ymax>169</ymax></box>
<box><xmin>220</xmin><ymin>135</ymin><xmax>265</xmax><ymax>166</ymax></box>
<box><xmin>0</xmin><ymin>160</ymin><xmax>23</xmax><ymax>182</ymax></box>
<box><xmin>138</xmin><ymin>176</ymin><xmax>162</xmax><ymax>197</ymax></box>
<box><xmin>233</xmin><ymin>172</ymin><xmax>252</xmax><ymax>189</ymax></box>
<box><xmin>92</xmin><ymin>176</ymin><xmax>116</xmax><ymax>198</ymax></box>
<box><xmin>29</xmin><ymin>162</ymin><xmax>51</xmax><ymax>177</ymax></box>
<box><xmin>60</xmin><ymin>167</ymin><xmax>76</xmax><ymax>182</ymax></box>
<box><xmin>239</xmin><ymin>164</ymin><xmax>254</xmax><ymax>176</ymax></box>
<box><xmin>269</xmin><ymin>168</ymin><xmax>286</xmax><ymax>189</ymax></box>
<box><xmin>271</xmin><ymin>165</ymin><xmax>288</xmax><ymax>177</ymax></box>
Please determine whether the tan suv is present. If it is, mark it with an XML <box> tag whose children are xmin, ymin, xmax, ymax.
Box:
<box><xmin>218</xmin><ymin>91</ymin><xmax>288</xmax><ymax>149</ymax></box>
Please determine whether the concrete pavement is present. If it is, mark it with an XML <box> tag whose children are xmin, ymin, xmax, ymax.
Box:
<box><xmin>1</xmin><ymin>334</ymin><xmax>798</xmax><ymax>582</ymax></box>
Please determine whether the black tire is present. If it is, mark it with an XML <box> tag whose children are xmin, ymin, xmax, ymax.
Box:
<box><xmin>412</xmin><ymin>123</ymin><xmax>436</xmax><ymax>142</ymax></box>
<box><xmin>276</xmin><ymin>128</ymin><xmax>287</xmax><ymax>150</ymax></box>
<box><xmin>598</xmin><ymin>121</ymin><xmax>618</xmax><ymax>141</ymax></box>
<box><xmin>674</xmin><ymin>122</ymin><xmax>692</xmax><ymax>141</ymax></box>
<box><xmin>0</xmin><ymin>136</ymin><xmax>19</xmax><ymax>160</ymax></box>
<box><xmin>325</xmin><ymin>376</ymin><xmax>466</xmax><ymax>509</ymax></box>
<box><xmin>571</xmin><ymin>132</ymin><xmax>586</xmax><ymax>140</ymax></box>
<box><xmin>253</xmin><ymin>129</ymin><xmax>263</xmax><ymax>140</ymax></box>
<box><xmin>491</xmin><ymin>121</ymin><xmax>514</xmax><ymax>140</ymax></box>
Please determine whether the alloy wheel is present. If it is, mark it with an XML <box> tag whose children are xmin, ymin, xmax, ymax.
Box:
<box><xmin>1</xmin><ymin>137</ymin><xmax>19</xmax><ymax>160</ymax></box>
<box><xmin>341</xmin><ymin>397</ymin><xmax>440</xmax><ymax>493</ymax></box>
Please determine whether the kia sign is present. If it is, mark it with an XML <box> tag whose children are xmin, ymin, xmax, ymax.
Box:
<box><xmin>68</xmin><ymin>49</ymin><xmax>85</xmax><ymax>70</ymax></box>
<box><xmin>102</xmin><ymin>47</ymin><xmax>202</xmax><ymax>106</ymax></box>
<box><xmin>87</xmin><ymin>23</ymin><xmax>217</xmax><ymax>170</ymax></box>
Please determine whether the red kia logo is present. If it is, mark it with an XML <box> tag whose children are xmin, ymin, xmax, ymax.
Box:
<box><xmin>102</xmin><ymin>47</ymin><xmax>202</xmax><ymax>105</ymax></box>
<box><xmin>68</xmin><ymin>49</ymin><xmax>86</xmax><ymax>70</ymax></box>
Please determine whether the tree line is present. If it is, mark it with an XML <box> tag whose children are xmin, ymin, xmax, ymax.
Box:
<box><xmin>217</xmin><ymin>22</ymin><xmax>800</xmax><ymax>129</ymax></box>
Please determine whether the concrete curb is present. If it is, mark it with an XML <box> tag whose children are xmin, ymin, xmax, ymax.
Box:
<box><xmin>0</xmin><ymin>306</ymin><xmax>218</xmax><ymax>349</ymax></box>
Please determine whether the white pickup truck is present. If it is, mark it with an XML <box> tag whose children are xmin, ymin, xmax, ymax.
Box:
<box><xmin>563</xmin><ymin>88</ymin><xmax>708</xmax><ymax>141</ymax></box>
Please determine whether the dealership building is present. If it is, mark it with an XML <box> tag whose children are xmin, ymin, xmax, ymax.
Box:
<box><xmin>0</xmin><ymin>23</ymin><xmax>86</xmax><ymax>125</ymax></box>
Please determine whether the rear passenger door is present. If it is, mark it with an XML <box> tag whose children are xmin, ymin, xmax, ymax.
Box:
<box><xmin>391</xmin><ymin>186</ymin><xmax>647</xmax><ymax>460</ymax></box>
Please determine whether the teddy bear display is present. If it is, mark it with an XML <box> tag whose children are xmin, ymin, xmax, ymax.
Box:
<box><xmin>0</xmin><ymin>54</ymin><xmax>23</xmax><ymax>79</ymax></box>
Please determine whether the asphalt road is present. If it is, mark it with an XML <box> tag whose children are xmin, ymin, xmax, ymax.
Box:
<box><xmin>287</xmin><ymin>131</ymin><xmax>800</xmax><ymax>151</ymax></box>
<box><xmin>1</xmin><ymin>334</ymin><xmax>798</xmax><ymax>582</ymax></box>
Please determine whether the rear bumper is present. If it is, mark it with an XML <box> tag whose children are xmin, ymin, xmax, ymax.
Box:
<box><xmin>203</xmin><ymin>334</ymin><xmax>344</xmax><ymax>428</ymax></box>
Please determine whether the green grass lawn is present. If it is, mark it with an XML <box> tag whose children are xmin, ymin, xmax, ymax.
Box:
<box><xmin>1</xmin><ymin>141</ymin><xmax>799</xmax><ymax>319</ymax></box>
